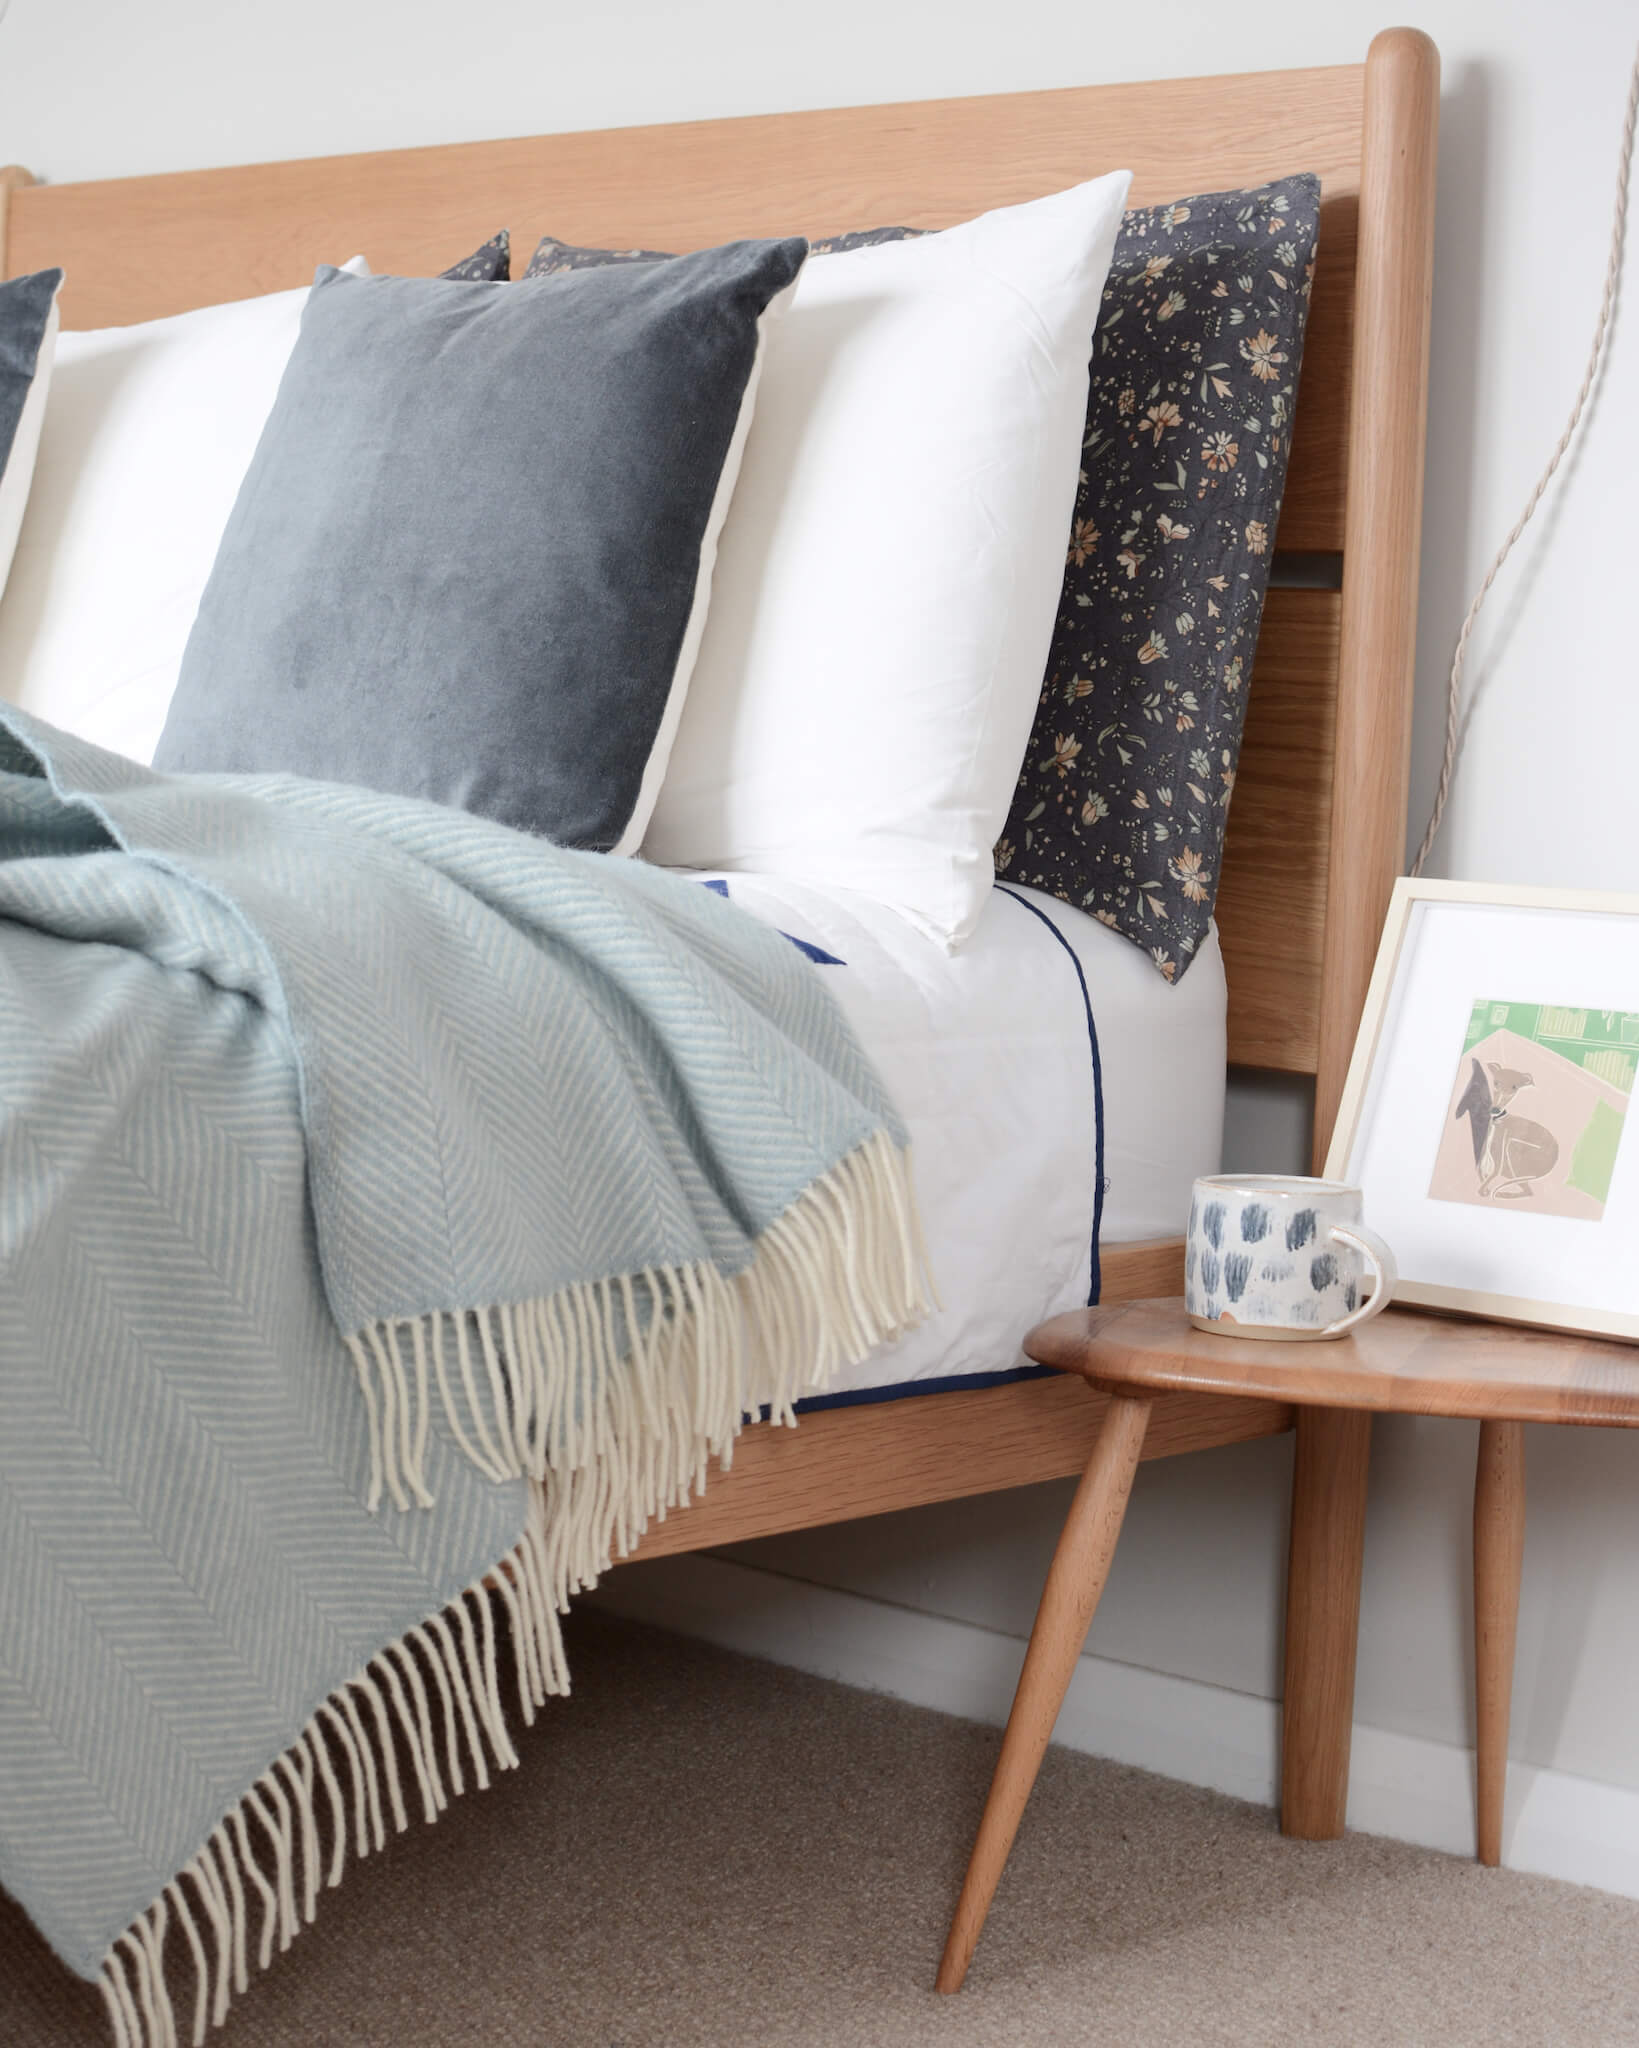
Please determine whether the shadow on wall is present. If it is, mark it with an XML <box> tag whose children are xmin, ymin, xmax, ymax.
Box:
<box><xmin>1394</xmin><ymin>57</ymin><xmax>1629</xmax><ymax>1805</ymax></box>
<box><xmin>1221</xmin><ymin>1066</ymin><xmax>1315</xmax><ymax>1177</ymax></box>
<box><xmin>1404</xmin><ymin>54</ymin><xmax>1620</xmax><ymax>878</ymax></box>
<box><xmin>1406</xmin><ymin>57</ymin><xmax>1493</xmax><ymax>876</ymax></box>
<box><xmin>1511</xmin><ymin>1422</ymin><xmax>1639</xmax><ymax>1798</ymax></box>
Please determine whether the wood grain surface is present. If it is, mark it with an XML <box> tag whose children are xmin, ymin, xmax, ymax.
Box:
<box><xmin>1096</xmin><ymin>1234</ymin><xmax>1187</xmax><ymax>1300</ymax></box>
<box><xmin>625</xmin><ymin>1368</ymin><xmax>1290</xmax><ymax>1561</ymax></box>
<box><xmin>620</xmin><ymin>1237</ymin><xmax>1273</xmax><ymax>1560</ymax></box>
<box><xmin>0</xmin><ymin>166</ymin><xmax>36</xmax><ymax>281</ymax></box>
<box><xmin>7</xmin><ymin>63</ymin><xmax>1365</xmax><ymax>557</ymax></box>
<box><xmin>1312</xmin><ymin>26</ymin><xmax>1439</xmax><ymax>1164</ymax></box>
<box><xmin>936</xmin><ymin>1391</ymin><xmax>1154</xmax><ymax>1992</ymax></box>
<box><xmin>1029</xmin><ymin>1298</ymin><xmax>1639</xmax><ymax>1429</ymax></box>
<box><xmin>1281</xmin><ymin>1405</ymin><xmax>1372</xmax><ymax>1838</ymax></box>
<box><xmin>1217</xmin><ymin>588</ymin><xmax>1343</xmax><ymax>1072</ymax></box>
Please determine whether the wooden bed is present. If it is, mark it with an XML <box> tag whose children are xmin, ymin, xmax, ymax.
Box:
<box><xmin>1</xmin><ymin>25</ymin><xmax>1438</xmax><ymax>1842</ymax></box>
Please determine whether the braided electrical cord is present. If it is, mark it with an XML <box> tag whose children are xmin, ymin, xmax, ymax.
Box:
<box><xmin>1410</xmin><ymin>41</ymin><xmax>1639</xmax><ymax>877</ymax></box>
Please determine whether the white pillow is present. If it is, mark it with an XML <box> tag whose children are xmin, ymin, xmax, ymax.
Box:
<box><xmin>0</xmin><ymin>260</ymin><xmax>368</xmax><ymax>764</ymax></box>
<box><xmin>640</xmin><ymin>173</ymin><xmax>1131</xmax><ymax>950</ymax></box>
<box><xmin>0</xmin><ymin>272</ymin><xmax>61</xmax><ymax>603</ymax></box>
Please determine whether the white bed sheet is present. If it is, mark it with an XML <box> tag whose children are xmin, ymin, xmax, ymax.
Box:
<box><xmin>695</xmin><ymin>873</ymin><xmax>1227</xmax><ymax>1399</ymax></box>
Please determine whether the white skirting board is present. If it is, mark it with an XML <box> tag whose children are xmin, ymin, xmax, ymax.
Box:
<box><xmin>587</xmin><ymin>1552</ymin><xmax>1639</xmax><ymax>1902</ymax></box>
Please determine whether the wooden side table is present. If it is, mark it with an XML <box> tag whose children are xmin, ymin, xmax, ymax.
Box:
<box><xmin>936</xmin><ymin>1298</ymin><xmax>1639</xmax><ymax>1994</ymax></box>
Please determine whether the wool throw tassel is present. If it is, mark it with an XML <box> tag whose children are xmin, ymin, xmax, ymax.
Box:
<box><xmin>344</xmin><ymin>1129</ymin><xmax>930</xmax><ymax>1518</ymax></box>
<box><xmin>162</xmin><ymin>1881</ymin><xmax>208</xmax><ymax>2048</ymax></box>
<box><xmin>98</xmin><ymin>1950</ymin><xmax>135</xmax><ymax>2048</ymax></box>
<box><xmin>91</xmin><ymin>1494</ymin><xmax>558</xmax><ymax>2048</ymax></box>
<box><xmin>90</xmin><ymin>1137</ymin><xmax>930</xmax><ymax>2047</ymax></box>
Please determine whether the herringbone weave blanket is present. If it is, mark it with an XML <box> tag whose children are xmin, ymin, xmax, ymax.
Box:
<box><xmin>0</xmin><ymin>709</ymin><xmax>928</xmax><ymax>2047</ymax></box>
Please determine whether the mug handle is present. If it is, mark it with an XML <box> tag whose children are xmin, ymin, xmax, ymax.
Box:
<box><xmin>1321</xmin><ymin>1223</ymin><xmax>1399</xmax><ymax>1338</ymax></box>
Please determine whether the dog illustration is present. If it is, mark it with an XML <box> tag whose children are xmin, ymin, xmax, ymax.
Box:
<box><xmin>1453</xmin><ymin>1057</ymin><xmax>1559</xmax><ymax>1201</ymax></box>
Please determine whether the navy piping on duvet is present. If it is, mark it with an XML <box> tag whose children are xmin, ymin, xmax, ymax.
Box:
<box><xmin>791</xmin><ymin>1360</ymin><xmax>1053</xmax><ymax>1415</ymax></box>
<box><xmin>699</xmin><ymin>876</ymin><xmax>845</xmax><ymax>964</ymax></box>
<box><xmin>994</xmin><ymin>883</ymin><xmax>1105</xmax><ymax>1307</ymax></box>
<box><xmin>793</xmin><ymin>883</ymin><xmax>1105</xmax><ymax>1417</ymax></box>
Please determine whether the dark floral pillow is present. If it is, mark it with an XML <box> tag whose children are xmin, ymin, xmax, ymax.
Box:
<box><xmin>521</xmin><ymin>226</ymin><xmax>909</xmax><ymax>277</ymax></box>
<box><xmin>440</xmin><ymin>231</ymin><xmax>511</xmax><ymax>280</ymax></box>
<box><xmin>521</xmin><ymin>183</ymin><xmax>1318</xmax><ymax>982</ymax></box>
<box><xmin>524</xmin><ymin>235</ymin><xmax>669</xmax><ymax>275</ymax></box>
<box><xmin>996</xmin><ymin>177</ymin><xmax>1320</xmax><ymax>981</ymax></box>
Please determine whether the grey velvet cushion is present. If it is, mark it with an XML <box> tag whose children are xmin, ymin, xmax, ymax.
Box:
<box><xmin>0</xmin><ymin>269</ymin><xmax>63</xmax><ymax>599</ymax></box>
<box><xmin>0</xmin><ymin>269</ymin><xmax>61</xmax><ymax>478</ymax></box>
<box><xmin>155</xmin><ymin>237</ymin><xmax>806</xmax><ymax>850</ymax></box>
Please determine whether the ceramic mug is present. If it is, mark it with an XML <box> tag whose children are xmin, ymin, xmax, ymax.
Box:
<box><xmin>1185</xmin><ymin>1174</ymin><xmax>1397</xmax><ymax>1341</ymax></box>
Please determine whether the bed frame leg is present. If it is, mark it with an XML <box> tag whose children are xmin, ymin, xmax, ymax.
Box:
<box><xmin>1281</xmin><ymin>1406</ymin><xmax>1371</xmax><ymax>1839</ymax></box>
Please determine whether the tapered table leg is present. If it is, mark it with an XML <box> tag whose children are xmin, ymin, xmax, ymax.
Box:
<box><xmin>1473</xmin><ymin>1417</ymin><xmax>1525</xmax><ymax>1867</ymax></box>
<box><xmin>936</xmin><ymin>1390</ymin><xmax>1152</xmax><ymax>1994</ymax></box>
<box><xmin>1282</xmin><ymin>1406</ymin><xmax>1372</xmax><ymax>1839</ymax></box>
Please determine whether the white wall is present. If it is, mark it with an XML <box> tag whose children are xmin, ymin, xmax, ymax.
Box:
<box><xmin>8</xmin><ymin>0</ymin><xmax>1639</xmax><ymax>1879</ymax></box>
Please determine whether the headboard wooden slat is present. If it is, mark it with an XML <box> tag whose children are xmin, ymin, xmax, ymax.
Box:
<box><xmin>1</xmin><ymin>34</ymin><xmax>1438</xmax><ymax>1135</ymax></box>
<box><xmin>0</xmin><ymin>166</ymin><xmax>35</xmax><ymax>283</ymax></box>
<box><xmin>9</xmin><ymin>66</ymin><xmax>1369</xmax><ymax>322</ymax></box>
<box><xmin>1216</xmin><ymin>588</ymin><xmax>1342</xmax><ymax>1072</ymax></box>
<box><xmin>7</xmin><ymin>65</ymin><xmax>1365</xmax><ymax>558</ymax></box>
<box><xmin>1278</xmin><ymin>196</ymin><xmax>1356</xmax><ymax>555</ymax></box>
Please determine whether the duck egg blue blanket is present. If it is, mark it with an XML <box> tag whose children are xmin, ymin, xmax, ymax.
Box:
<box><xmin>0</xmin><ymin>709</ymin><xmax>925</xmax><ymax>2043</ymax></box>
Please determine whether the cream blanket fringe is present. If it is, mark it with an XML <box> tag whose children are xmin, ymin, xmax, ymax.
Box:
<box><xmin>94</xmin><ymin>1132</ymin><xmax>931</xmax><ymax>2048</ymax></box>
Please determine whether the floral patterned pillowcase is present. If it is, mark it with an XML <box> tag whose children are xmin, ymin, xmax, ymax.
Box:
<box><xmin>439</xmin><ymin>231</ymin><xmax>511</xmax><ymax>280</ymax></box>
<box><xmin>996</xmin><ymin>176</ymin><xmax>1320</xmax><ymax>981</ymax></box>
<box><xmin>521</xmin><ymin>181</ymin><xmax>1319</xmax><ymax>983</ymax></box>
<box><xmin>520</xmin><ymin>226</ymin><xmax>912</xmax><ymax>277</ymax></box>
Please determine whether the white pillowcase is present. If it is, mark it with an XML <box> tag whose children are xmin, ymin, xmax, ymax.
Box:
<box><xmin>640</xmin><ymin>172</ymin><xmax>1131</xmax><ymax>950</ymax></box>
<box><xmin>0</xmin><ymin>260</ymin><xmax>368</xmax><ymax>764</ymax></box>
<box><xmin>0</xmin><ymin>282</ymin><xmax>60</xmax><ymax>603</ymax></box>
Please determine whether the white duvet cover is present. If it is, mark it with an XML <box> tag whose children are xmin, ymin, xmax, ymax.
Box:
<box><xmin>695</xmin><ymin>873</ymin><xmax>1227</xmax><ymax>1400</ymax></box>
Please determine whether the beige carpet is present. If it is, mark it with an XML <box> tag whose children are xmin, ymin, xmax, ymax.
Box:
<box><xmin>5</xmin><ymin>1609</ymin><xmax>1639</xmax><ymax>2046</ymax></box>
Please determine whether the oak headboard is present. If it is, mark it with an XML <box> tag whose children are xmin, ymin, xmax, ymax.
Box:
<box><xmin>0</xmin><ymin>26</ymin><xmax>1438</xmax><ymax>1167</ymax></box>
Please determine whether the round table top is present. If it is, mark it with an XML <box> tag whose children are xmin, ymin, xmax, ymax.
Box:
<box><xmin>1026</xmin><ymin>1299</ymin><xmax>1639</xmax><ymax>1428</ymax></box>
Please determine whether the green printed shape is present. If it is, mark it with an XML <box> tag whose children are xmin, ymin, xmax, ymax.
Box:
<box><xmin>1465</xmin><ymin>998</ymin><xmax>1539</xmax><ymax>1049</ymax></box>
<box><xmin>1580</xmin><ymin>1047</ymin><xmax>1636</xmax><ymax>1096</ymax></box>
<box><xmin>1464</xmin><ymin>998</ymin><xmax>1499</xmax><ymax>1048</ymax></box>
<box><xmin>1461</xmin><ymin>999</ymin><xmax>1639</xmax><ymax>1076</ymax></box>
<box><xmin>1567</xmin><ymin>1098</ymin><xmax>1627</xmax><ymax>1207</ymax></box>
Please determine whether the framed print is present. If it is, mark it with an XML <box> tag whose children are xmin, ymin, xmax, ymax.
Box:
<box><xmin>1325</xmin><ymin>879</ymin><xmax>1639</xmax><ymax>1340</ymax></box>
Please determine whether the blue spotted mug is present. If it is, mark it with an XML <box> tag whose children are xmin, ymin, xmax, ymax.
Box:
<box><xmin>1185</xmin><ymin>1174</ymin><xmax>1398</xmax><ymax>1341</ymax></box>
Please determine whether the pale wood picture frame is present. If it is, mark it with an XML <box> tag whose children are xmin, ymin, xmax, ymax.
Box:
<box><xmin>1326</xmin><ymin>877</ymin><xmax>1639</xmax><ymax>1341</ymax></box>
